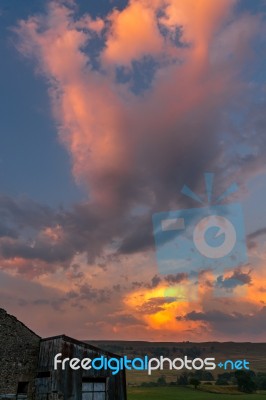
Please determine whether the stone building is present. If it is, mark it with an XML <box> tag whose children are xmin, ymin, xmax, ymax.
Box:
<box><xmin>0</xmin><ymin>308</ymin><xmax>40</xmax><ymax>399</ymax></box>
<box><xmin>0</xmin><ymin>309</ymin><xmax>127</xmax><ymax>400</ymax></box>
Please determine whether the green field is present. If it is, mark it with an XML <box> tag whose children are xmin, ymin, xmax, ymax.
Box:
<box><xmin>127</xmin><ymin>387</ymin><xmax>266</xmax><ymax>399</ymax></box>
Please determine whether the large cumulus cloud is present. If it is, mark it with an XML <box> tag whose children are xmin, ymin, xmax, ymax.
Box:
<box><xmin>9</xmin><ymin>0</ymin><xmax>265</xmax><ymax>270</ymax></box>
<box><xmin>0</xmin><ymin>0</ymin><xmax>266</xmax><ymax>340</ymax></box>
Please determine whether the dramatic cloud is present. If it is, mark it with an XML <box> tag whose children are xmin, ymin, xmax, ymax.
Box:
<box><xmin>165</xmin><ymin>273</ymin><xmax>188</xmax><ymax>284</ymax></box>
<box><xmin>14</xmin><ymin>0</ymin><xmax>264</xmax><ymax>236</ymax></box>
<box><xmin>137</xmin><ymin>296</ymin><xmax>176</xmax><ymax>314</ymax></box>
<box><xmin>177</xmin><ymin>307</ymin><xmax>266</xmax><ymax>335</ymax></box>
<box><xmin>131</xmin><ymin>273</ymin><xmax>187</xmax><ymax>290</ymax></box>
<box><xmin>10</xmin><ymin>0</ymin><xmax>264</xmax><ymax>272</ymax></box>
<box><xmin>0</xmin><ymin>0</ymin><xmax>265</xmax><ymax>340</ymax></box>
<box><xmin>216</xmin><ymin>269</ymin><xmax>252</xmax><ymax>290</ymax></box>
<box><xmin>248</xmin><ymin>227</ymin><xmax>266</xmax><ymax>241</ymax></box>
<box><xmin>103</xmin><ymin>0</ymin><xmax>164</xmax><ymax>65</ymax></box>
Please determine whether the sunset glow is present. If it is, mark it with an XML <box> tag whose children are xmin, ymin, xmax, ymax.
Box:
<box><xmin>0</xmin><ymin>0</ymin><xmax>266</xmax><ymax>342</ymax></box>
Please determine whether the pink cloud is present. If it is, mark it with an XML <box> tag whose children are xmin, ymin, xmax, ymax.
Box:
<box><xmin>8</xmin><ymin>0</ymin><xmax>266</xmax><ymax>340</ymax></box>
<box><xmin>102</xmin><ymin>0</ymin><xmax>164</xmax><ymax>65</ymax></box>
<box><xmin>15</xmin><ymin>0</ymin><xmax>257</xmax><ymax>210</ymax></box>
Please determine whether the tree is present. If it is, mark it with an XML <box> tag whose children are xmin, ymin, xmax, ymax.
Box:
<box><xmin>255</xmin><ymin>373</ymin><xmax>266</xmax><ymax>390</ymax></box>
<box><xmin>186</xmin><ymin>346</ymin><xmax>202</xmax><ymax>358</ymax></box>
<box><xmin>193</xmin><ymin>370</ymin><xmax>214</xmax><ymax>381</ymax></box>
<box><xmin>235</xmin><ymin>371</ymin><xmax>257</xmax><ymax>393</ymax></box>
<box><xmin>215</xmin><ymin>377</ymin><xmax>229</xmax><ymax>386</ymax></box>
<box><xmin>190</xmin><ymin>378</ymin><xmax>201</xmax><ymax>390</ymax></box>
<box><xmin>258</xmin><ymin>378</ymin><xmax>266</xmax><ymax>390</ymax></box>
<box><xmin>217</xmin><ymin>372</ymin><xmax>235</xmax><ymax>381</ymax></box>
<box><xmin>157</xmin><ymin>375</ymin><xmax>167</xmax><ymax>386</ymax></box>
<box><xmin>177</xmin><ymin>372</ymin><xmax>189</xmax><ymax>386</ymax></box>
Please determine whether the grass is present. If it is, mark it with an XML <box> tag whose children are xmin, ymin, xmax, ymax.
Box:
<box><xmin>126</xmin><ymin>369</ymin><xmax>181</xmax><ymax>385</ymax></box>
<box><xmin>127</xmin><ymin>386</ymin><xmax>266</xmax><ymax>399</ymax></box>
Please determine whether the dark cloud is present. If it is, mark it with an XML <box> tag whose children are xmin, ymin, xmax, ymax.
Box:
<box><xmin>131</xmin><ymin>275</ymin><xmax>161</xmax><ymax>289</ymax></box>
<box><xmin>0</xmin><ymin>195</ymin><xmax>55</xmax><ymax>230</ymax></box>
<box><xmin>0</xmin><ymin>238</ymin><xmax>73</xmax><ymax>264</ymax></box>
<box><xmin>33</xmin><ymin>299</ymin><xmax>50</xmax><ymax>306</ymax></box>
<box><xmin>151</xmin><ymin>275</ymin><xmax>161</xmax><ymax>288</ymax></box>
<box><xmin>131</xmin><ymin>273</ymin><xmax>188</xmax><ymax>290</ymax></box>
<box><xmin>177</xmin><ymin>307</ymin><xmax>266</xmax><ymax>335</ymax></box>
<box><xmin>78</xmin><ymin>284</ymin><xmax>111</xmax><ymax>303</ymax></box>
<box><xmin>248</xmin><ymin>227</ymin><xmax>266</xmax><ymax>240</ymax></box>
<box><xmin>235</xmin><ymin>99</ymin><xmax>266</xmax><ymax>178</ymax></box>
<box><xmin>216</xmin><ymin>269</ymin><xmax>252</xmax><ymax>290</ymax></box>
<box><xmin>118</xmin><ymin>215</ymin><xmax>154</xmax><ymax>255</ymax></box>
<box><xmin>33</xmin><ymin>297</ymin><xmax>67</xmax><ymax>311</ymax></box>
<box><xmin>138</xmin><ymin>296</ymin><xmax>176</xmax><ymax>314</ymax></box>
<box><xmin>0</xmin><ymin>196</ymin><xmax>125</xmax><ymax>274</ymax></box>
<box><xmin>165</xmin><ymin>273</ymin><xmax>188</xmax><ymax>284</ymax></box>
<box><xmin>28</xmin><ymin>284</ymin><xmax>111</xmax><ymax>311</ymax></box>
<box><xmin>247</xmin><ymin>240</ymin><xmax>257</xmax><ymax>250</ymax></box>
<box><xmin>131</xmin><ymin>281</ymin><xmax>144</xmax><ymax>289</ymax></box>
<box><xmin>204</xmin><ymin>280</ymin><xmax>214</xmax><ymax>288</ymax></box>
<box><xmin>108</xmin><ymin>313</ymin><xmax>145</xmax><ymax>326</ymax></box>
<box><xmin>66</xmin><ymin>264</ymin><xmax>84</xmax><ymax>280</ymax></box>
<box><xmin>177</xmin><ymin>310</ymin><xmax>236</xmax><ymax>322</ymax></box>
<box><xmin>0</xmin><ymin>222</ymin><xmax>18</xmax><ymax>239</ymax></box>
<box><xmin>247</xmin><ymin>226</ymin><xmax>266</xmax><ymax>250</ymax></box>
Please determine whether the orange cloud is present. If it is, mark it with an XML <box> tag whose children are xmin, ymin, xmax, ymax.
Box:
<box><xmin>11</xmin><ymin>0</ymin><xmax>265</xmax><ymax>340</ymax></box>
<box><xmin>124</xmin><ymin>281</ymin><xmax>201</xmax><ymax>335</ymax></box>
<box><xmin>15</xmin><ymin>0</ymin><xmax>254</xmax><ymax>212</ymax></box>
<box><xmin>76</xmin><ymin>15</ymin><xmax>105</xmax><ymax>34</ymax></box>
<box><xmin>160</xmin><ymin>0</ymin><xmax>236</xmax><ymax>62</ymax></box>
<box><xmin>102</xmin><ymin>0</ymin><xmax>163</xmax><ymax>65</ymax></box>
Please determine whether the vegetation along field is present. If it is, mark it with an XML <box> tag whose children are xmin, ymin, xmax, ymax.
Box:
<box><xmin>90</xmin><ymin>341</ymin><xmax>266</xmax><ymax>398</ymax></box>
<box><xmin>127</xmin><ymin>386</ymin><xmax>266</xmax><ymax>400</ymax></box>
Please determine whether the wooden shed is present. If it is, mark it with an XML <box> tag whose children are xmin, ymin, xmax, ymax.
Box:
<box><xmin>35</xmin><ymin>335</ymin><xmax>127</xmax><ymax>400</ymax></box>
<box><xmin>0</xmin><ymin>309</ymin><xmax>127</xmax><ymax>400</ymax></box>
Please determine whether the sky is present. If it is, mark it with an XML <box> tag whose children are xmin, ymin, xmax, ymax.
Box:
<box><xmin>0</xmin><ymin>0</ymin><xmax>266</xmax><ymax>342</ymax></box>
